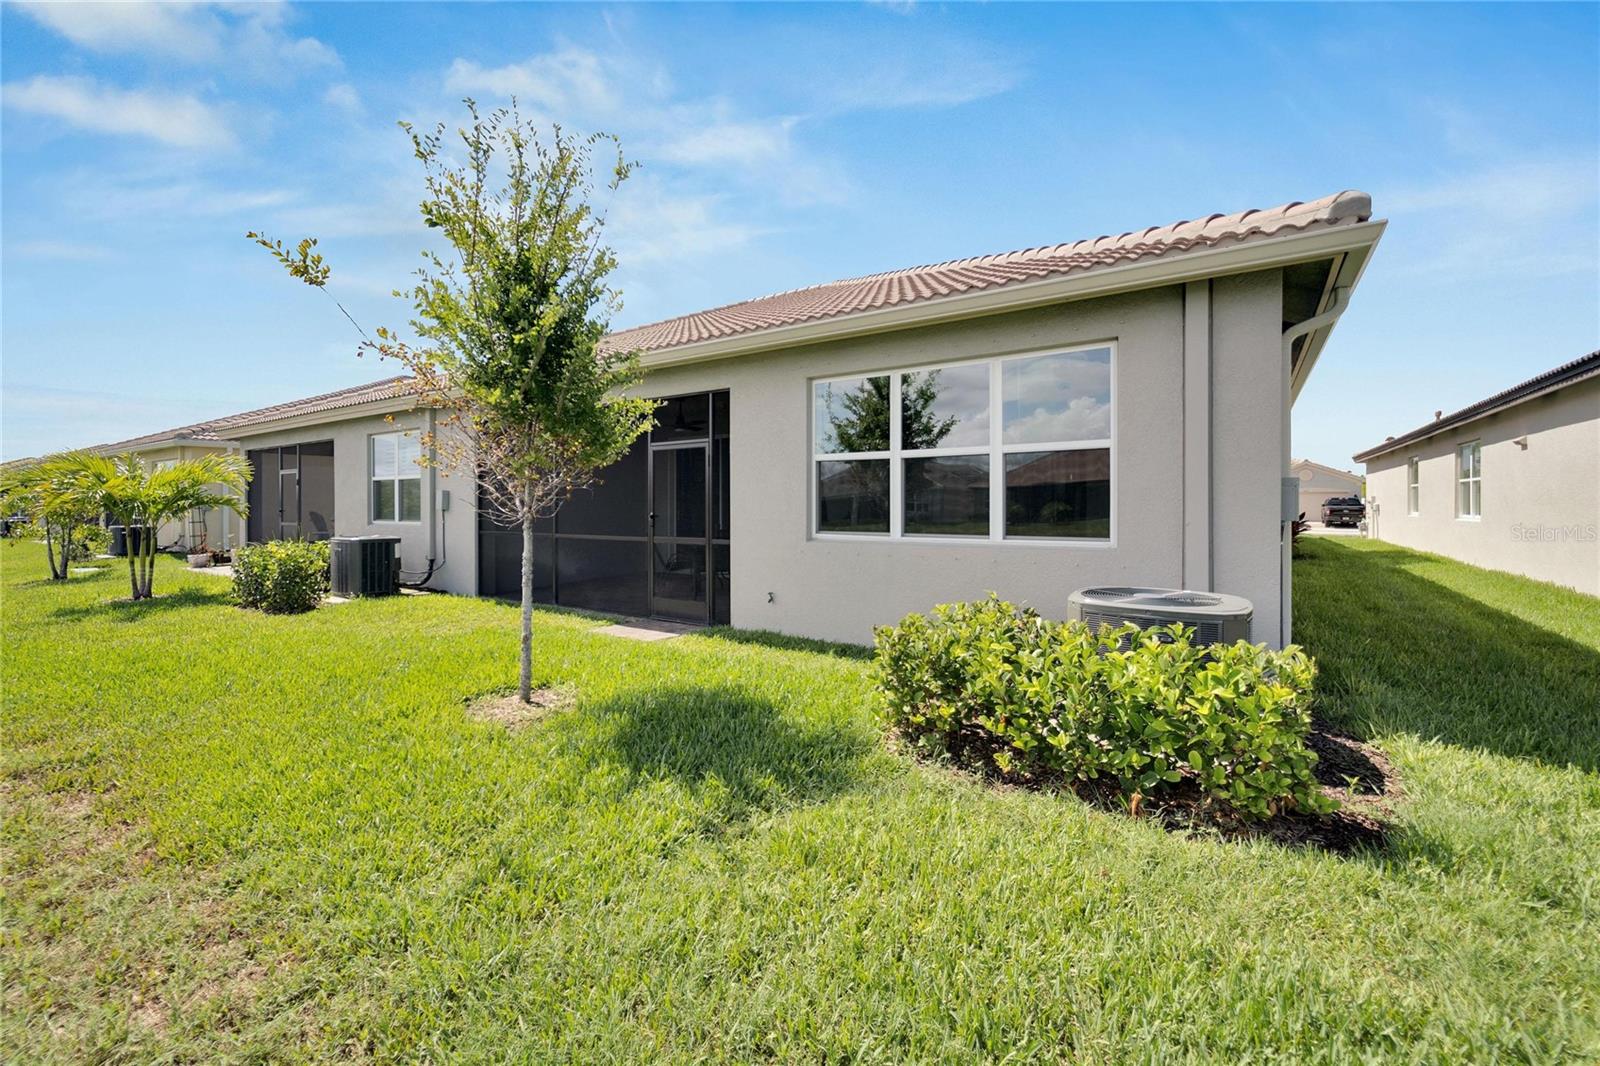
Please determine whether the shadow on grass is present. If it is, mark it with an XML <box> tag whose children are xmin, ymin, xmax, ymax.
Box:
<box><xmin>1294</xmin><ymin>538</ymin><xmax>1600</xmax><ymax>772</ymax></box>
<box><xmin>48</xmin><ymin>585</ymin><xmax>231</xmax><ymax>623</ymax></box>
<box><xmin>691</xmin><ymin>626</ymin><xmax>874</xmax><ymax>661</ymax></box>
<box><xmin>601</xmin><ymin>684</ymin><xmax>872</xmax><ymax>820</ymax></box>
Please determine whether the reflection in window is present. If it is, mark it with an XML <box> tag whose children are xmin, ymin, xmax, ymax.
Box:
<box><xmin>817</xmin><ymin>460</ymin><xmax>889</xmax><ymax>533</ymax></box>
<box><xmin>1005</xmin><ymin>449</ymin><xmax>1111</xmax><ymax>539</ymax></box>
<box><xmin>814</xmin><ymin>376</ymin><xmax>890</xmax><ymax>453</ymax></box>
<box><xmin>1002</xmin><ymin>348</ymin><xmax>1111</xmax><ymax>445</ymax></box>
<box><xmin>902</xmin><ymin>364</ymin><xmax>989</xmax><ymax>450</ymax></box>
<box><xmin>904</xmin><ymin>456</ymin><xmax>989</xmax><ymax>536</ymax></box>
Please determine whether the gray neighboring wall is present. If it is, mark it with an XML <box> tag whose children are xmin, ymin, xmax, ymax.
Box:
<box><xmin>1356</xmin><ymin>352</ymin><xmax>1600</xmax><ymax>596</ymax></box>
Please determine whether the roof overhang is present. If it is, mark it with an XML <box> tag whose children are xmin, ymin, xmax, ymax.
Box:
<box><xmin>1287</xmin><ymin>222</ymin><xmax>1385</xmax><ymax>405</ymax></box>
<box><xmin>634</xmin><ymin>220</ymin><xmax>1388</xmax><ymax>371</ymax></box>
<box><xmin>94</xmin><ymin>435</ymin><xmax>236</xmax><ymax>456</ymax></box>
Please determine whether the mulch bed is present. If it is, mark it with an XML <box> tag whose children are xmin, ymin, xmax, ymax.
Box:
<box><xmin>912</xmin><ymin>720</ymin><xmax>1402</xmax><ymax>857</ymax></box>
<box><xmin>466</xmin><ymin>686</ymin><xmax>575</xmax><ymax>729</ymax></box>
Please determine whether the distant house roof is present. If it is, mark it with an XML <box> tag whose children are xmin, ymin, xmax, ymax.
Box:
<box><xmin>91</xmin><ymin>376</ymin><xmax>415</xmax><ymax>453</ymax></box>
<box><xmin>604</xmin><ymin>190</ymin><xmax>1374</xmax><ymax>357</ymax></box>
<box><xmin>1353</xmin><ymin>351</ymin><xmax>1600</xmax><ymax>463</ymax></box>
<box><xmin>208</xmin><ymin>376</ymin><xmax>414</xmax><ymax>432</ymax></box>
<box><xmin>1290</xmin><ymin>458</ymin><xmax>1361</xmax><ymax>482</ymax></box>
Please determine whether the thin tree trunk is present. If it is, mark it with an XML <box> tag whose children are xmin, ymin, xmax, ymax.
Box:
<box><xmin>45</xmin><ymin>525</ymin><xmax>62</xmax><ymax>580</ymax></box>
<box><xmin>127</xmin><ymin>525</ymin><xmax>139</xmax><ymax>599</ymax></box>
<box><xmin>519</xmin><ymin>506</ymin><xmax>534</xmax><ymax>703</ymax></box>
<box><xmin>142</xmin><ymin>527</ymin><xmax>157</xmax><ymax>599</ymax></box>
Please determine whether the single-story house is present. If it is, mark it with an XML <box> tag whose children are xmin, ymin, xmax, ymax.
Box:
<box><xmin>1289</xmin><ymin>458</ymin><xmax>1363</xmax><ymax>523</ymax></box>
<box><xmin>83</xmin><ymin>190</ymin><xmax>1386</xmax><ymax>646</ymax></box>
<box><xmin>1355</xmin><ymin>351</ymin><xmax>1599</xmax><ymax>596</ymax></box>
<box><xmin>85</xmin><ymin>424</ymin><xmax>239</xmax><ymax>551</ymax></box>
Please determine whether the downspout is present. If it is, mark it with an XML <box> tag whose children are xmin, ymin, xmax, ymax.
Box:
<box><xmin>1278</xmin><ymin>284</ymin><xmax>1352</xmax><ymax>646</ymax></box>
<box><xmin>399</xmin><ymin>407</ymin><xmax>444</xmax><ymax>589</ymax></box>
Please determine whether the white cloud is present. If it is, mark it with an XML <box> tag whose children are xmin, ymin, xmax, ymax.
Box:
<box><xmin>660</xmin><ymin>118</ymin><xmax>797</xmax><ymax>168</ymax></box>
<box><xmin>607</xmin><ymin>178</ymin><xmax>765</xmax><ymax>265</ymax></box>
<box><xmin>445</xmin><ymin>47</ymin><xmax>623</xmax><ymax>116</ymax></box>
<box><xmin>323</xmin><ymin>82</ymin><xmax>363</xmax><ymax>116</ymax></box>
<box><xmin>53</xmin><ymin>170</ymin><xmax>293</xmax><ymax>220</ymax></box>
<box><xmin>1388</xmin><ymin>157</ymin><xmax>1597</xmax><ymax>220</ymax></box>
<box><xmin>14</xmin><ymin>1</ymin><xmax>339</xmax><ymax>76</ymax></box>
<box><xmin>1384</xmin><ymin>156</ymin><xmax>1599</xmax><ymax>284</ymax></box>
<box><xmin>808</xmin><ymin>40</ymin><xmax>1021</xmax><ymax>111</ymax></box>
<box><xmin>6</xmin><ymin>240</ymin><xmax>114</xmax><ymax>262</ymax></box>
<box><xmin>1003</xmin><ymin>396</ymin><xmax>1111</xmax><ymax>445</ymax></box>
<box><xmin>3</xmin><ymin>75</ymin><xmax>234</xmax><ymax>149</ymax></box>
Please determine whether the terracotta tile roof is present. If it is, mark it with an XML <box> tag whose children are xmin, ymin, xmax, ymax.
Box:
<box><xmin>1353</xmin><ymin>350</ymin><xmax>1600</xmax><ymax>463</ymax></box>
<box><xmin>94</xmin><ymin>422</ymin><xmax>227</xmax><ymax>453</ymax></box>
<box><xmin>209</xmin><ymin>375</ymin><xmax>414</xmax><ymax>432</ymax></box>
<box><xmin>603</xmin><ymin>190</ymin><xmax>1373</xmax><ymax>356</ymax></box>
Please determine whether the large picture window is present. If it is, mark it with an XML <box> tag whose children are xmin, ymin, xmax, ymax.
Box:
<box><xmin>812</xmin><ymin>345</ymin><xmax>1112</xmax><ymax>542</ymax></box>
<box><xmin>371</xmin><ymin>431</ymin><xmax>422</xmax><ymax>523</ymax></box>
<box><xmin>1456</xmin><ymin>441</ymin><xmax>1481</xmax><ymax>519</ymax></box>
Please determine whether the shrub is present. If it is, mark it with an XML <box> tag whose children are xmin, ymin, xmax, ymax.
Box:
<box><xmin>873</xmin><ymin>596</ymin><xmax>1331</xmax><ymax>820</ymax></box>
<box><xmin>68</xmin><ymin>526</ymin><xmax>109</xmax><ymax>561</ymax></box>
<box><xmin>232</xmin><ymin>541</ymin><xmax>331</xmax><ymax>614</ymax></box>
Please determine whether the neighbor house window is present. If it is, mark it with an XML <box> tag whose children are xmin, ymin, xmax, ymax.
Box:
<box><xmin>1407</xmin><ymin>457</ymin><xmax>1420</xmax><ymax>515</ymax></box>
<box><xmin>1456</xmin><ymin>441</ymin><xmax>1481</xmax><ymax>519</ymax></box>
<box><xmin>812</xmin><ymin>345</ymin><xmax>1112</xmax><ymax>542</ymax></box>
<box><xmin>371</xmin><ymin>431</ymin><xmax>422</xmax><ymax>522</ymax></box>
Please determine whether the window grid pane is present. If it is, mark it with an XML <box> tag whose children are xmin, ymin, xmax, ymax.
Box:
<box><xmin>813</xmin><ymin>347</ymin><xmax>1113</xmax><ymax>542</ymax></box>
<box><xmin>903</xmin><ymin>456</ymin><xmax>988</xmax><ymax>537</ymax></box>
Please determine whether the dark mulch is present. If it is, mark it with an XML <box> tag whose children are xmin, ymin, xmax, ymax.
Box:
<box><xmin>907</xmin><ymin>720</ymin><xmax>1402</xmax><ymax>857</ymax></box>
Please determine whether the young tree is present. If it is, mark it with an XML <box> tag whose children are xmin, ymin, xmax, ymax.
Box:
<box><xmin>252</xmin><ymin>102</ymin><xmax>654</xmax><ymax>702</ymax></box>
<box><xmin>0</xmin><ymin>456</ymin><xmax>101</xmax><ymax>581</ymax></box>
<box><xmin>40</xmin><ymin>452</ymin><xmax>250</xmax><ymax>600</ymax></box>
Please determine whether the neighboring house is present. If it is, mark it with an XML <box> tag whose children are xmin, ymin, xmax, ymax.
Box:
<box><xmin>67</xmin><ymin>190</ymin><xmax>1386</xmax><ymax>646</ymax></box>
<box><xmin>1355</xmin><ymin>351</ymin><xmax>1599</xmax><ymax>596</ymax></box>
<box><xmin>1289</xmin><ymin>458</ymin><xmax>1363</xmax><ymax>523</ymax></box>
<box><xmin>87</xmin><ymin>424</ymin><xmax>238</xmax><ymax>551</ymax></box>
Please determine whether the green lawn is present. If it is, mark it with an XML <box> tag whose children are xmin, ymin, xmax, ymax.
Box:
<box><xmin>2</xmin><ymin>538</ymin><xmax>1596</xmax><ymax>1063</ymax></box>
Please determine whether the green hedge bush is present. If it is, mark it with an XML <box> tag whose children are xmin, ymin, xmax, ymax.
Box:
<box><xmin>232</xmin><ymin>541</ymin><xmax>331</xmax><ymax>614</ymax></box>
<box><xmin>873</xmin><ymin>597</ymin><xmax>1331</xmax><ymax>820</ymax></box>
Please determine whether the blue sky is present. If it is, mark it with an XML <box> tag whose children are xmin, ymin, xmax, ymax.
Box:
<box><xmin>3</xmin><ymin>2</ymin><xmax>1596</xmax><ymax>469</ymax></box>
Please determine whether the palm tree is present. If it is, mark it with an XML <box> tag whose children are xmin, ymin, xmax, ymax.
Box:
<box><xmin>0</xmin><ymin>458</ymin><xmax>101</xmax><ymax>581</ymax></box>
<box><xmin>41</xmin><ymin>452</ymin><xmax>251</xmax><ymax>601</ymax></box>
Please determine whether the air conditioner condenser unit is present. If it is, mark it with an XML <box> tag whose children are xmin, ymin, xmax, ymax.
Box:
<box><xmin>1067</xmin><ymin>586</ymin><xmax>1253</xmax><ymax>647</ymax></box>
<box><xmin>329</xmin><ymin>535</ymin><xmax>401</xmax><ymax>597</ymax></box>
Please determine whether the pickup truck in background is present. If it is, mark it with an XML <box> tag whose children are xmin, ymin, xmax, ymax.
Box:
<box><xmin>1320</xmin><ymin>496</ymin><xmax>1366</xmax><ymax>528</ymax></box>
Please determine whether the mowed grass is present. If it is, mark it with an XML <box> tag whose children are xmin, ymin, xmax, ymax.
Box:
<box><xmin>2</xmin><ymin>540</ymin><xmax>1597</xmax><ymax>1063</ymax></box>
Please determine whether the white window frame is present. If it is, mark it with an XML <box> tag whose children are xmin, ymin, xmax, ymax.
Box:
<box><xmin>809</xmin><ymin>342</ymin><xmax>1116</xmax><ymax>547</ymax></box>
<box><xmin>1406</xmin><ymin>457</ymin><xmax>1420</xmax><ymax>515</ymax></box>
<box><xmin>1456</xmin><ymin>440</ymin><xmax>1481</xmax><ymax>520</ymax></box>
<box><xmin>370</xmin><ymin>430</ymin><xmax>423</xmax><ymax>525</ymax></box>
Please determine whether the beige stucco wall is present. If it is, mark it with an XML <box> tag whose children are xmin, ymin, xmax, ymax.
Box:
<box><xmin>233</xmin><ymin>412</ymin><xmax>476</xmax><ymax>596</ymax></box>
<box><xmin>118</xmin><ymin>442</ymin><xmax>236</xmax><ymax>551</ymax></box>
<box><xmin>1291</xmin><ymin>461</ymin><xmax>1363</xmax><ymax>522</ymax></box>
<box><xmin>1364</xmin><ymin>378</ymin><xmax>1599</xmax><ymax>595</ymax></box>
<box><xmin>625</xmin><ymin>270</ymin><xmax>1289</xmax><ymax>646</ymax></box>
